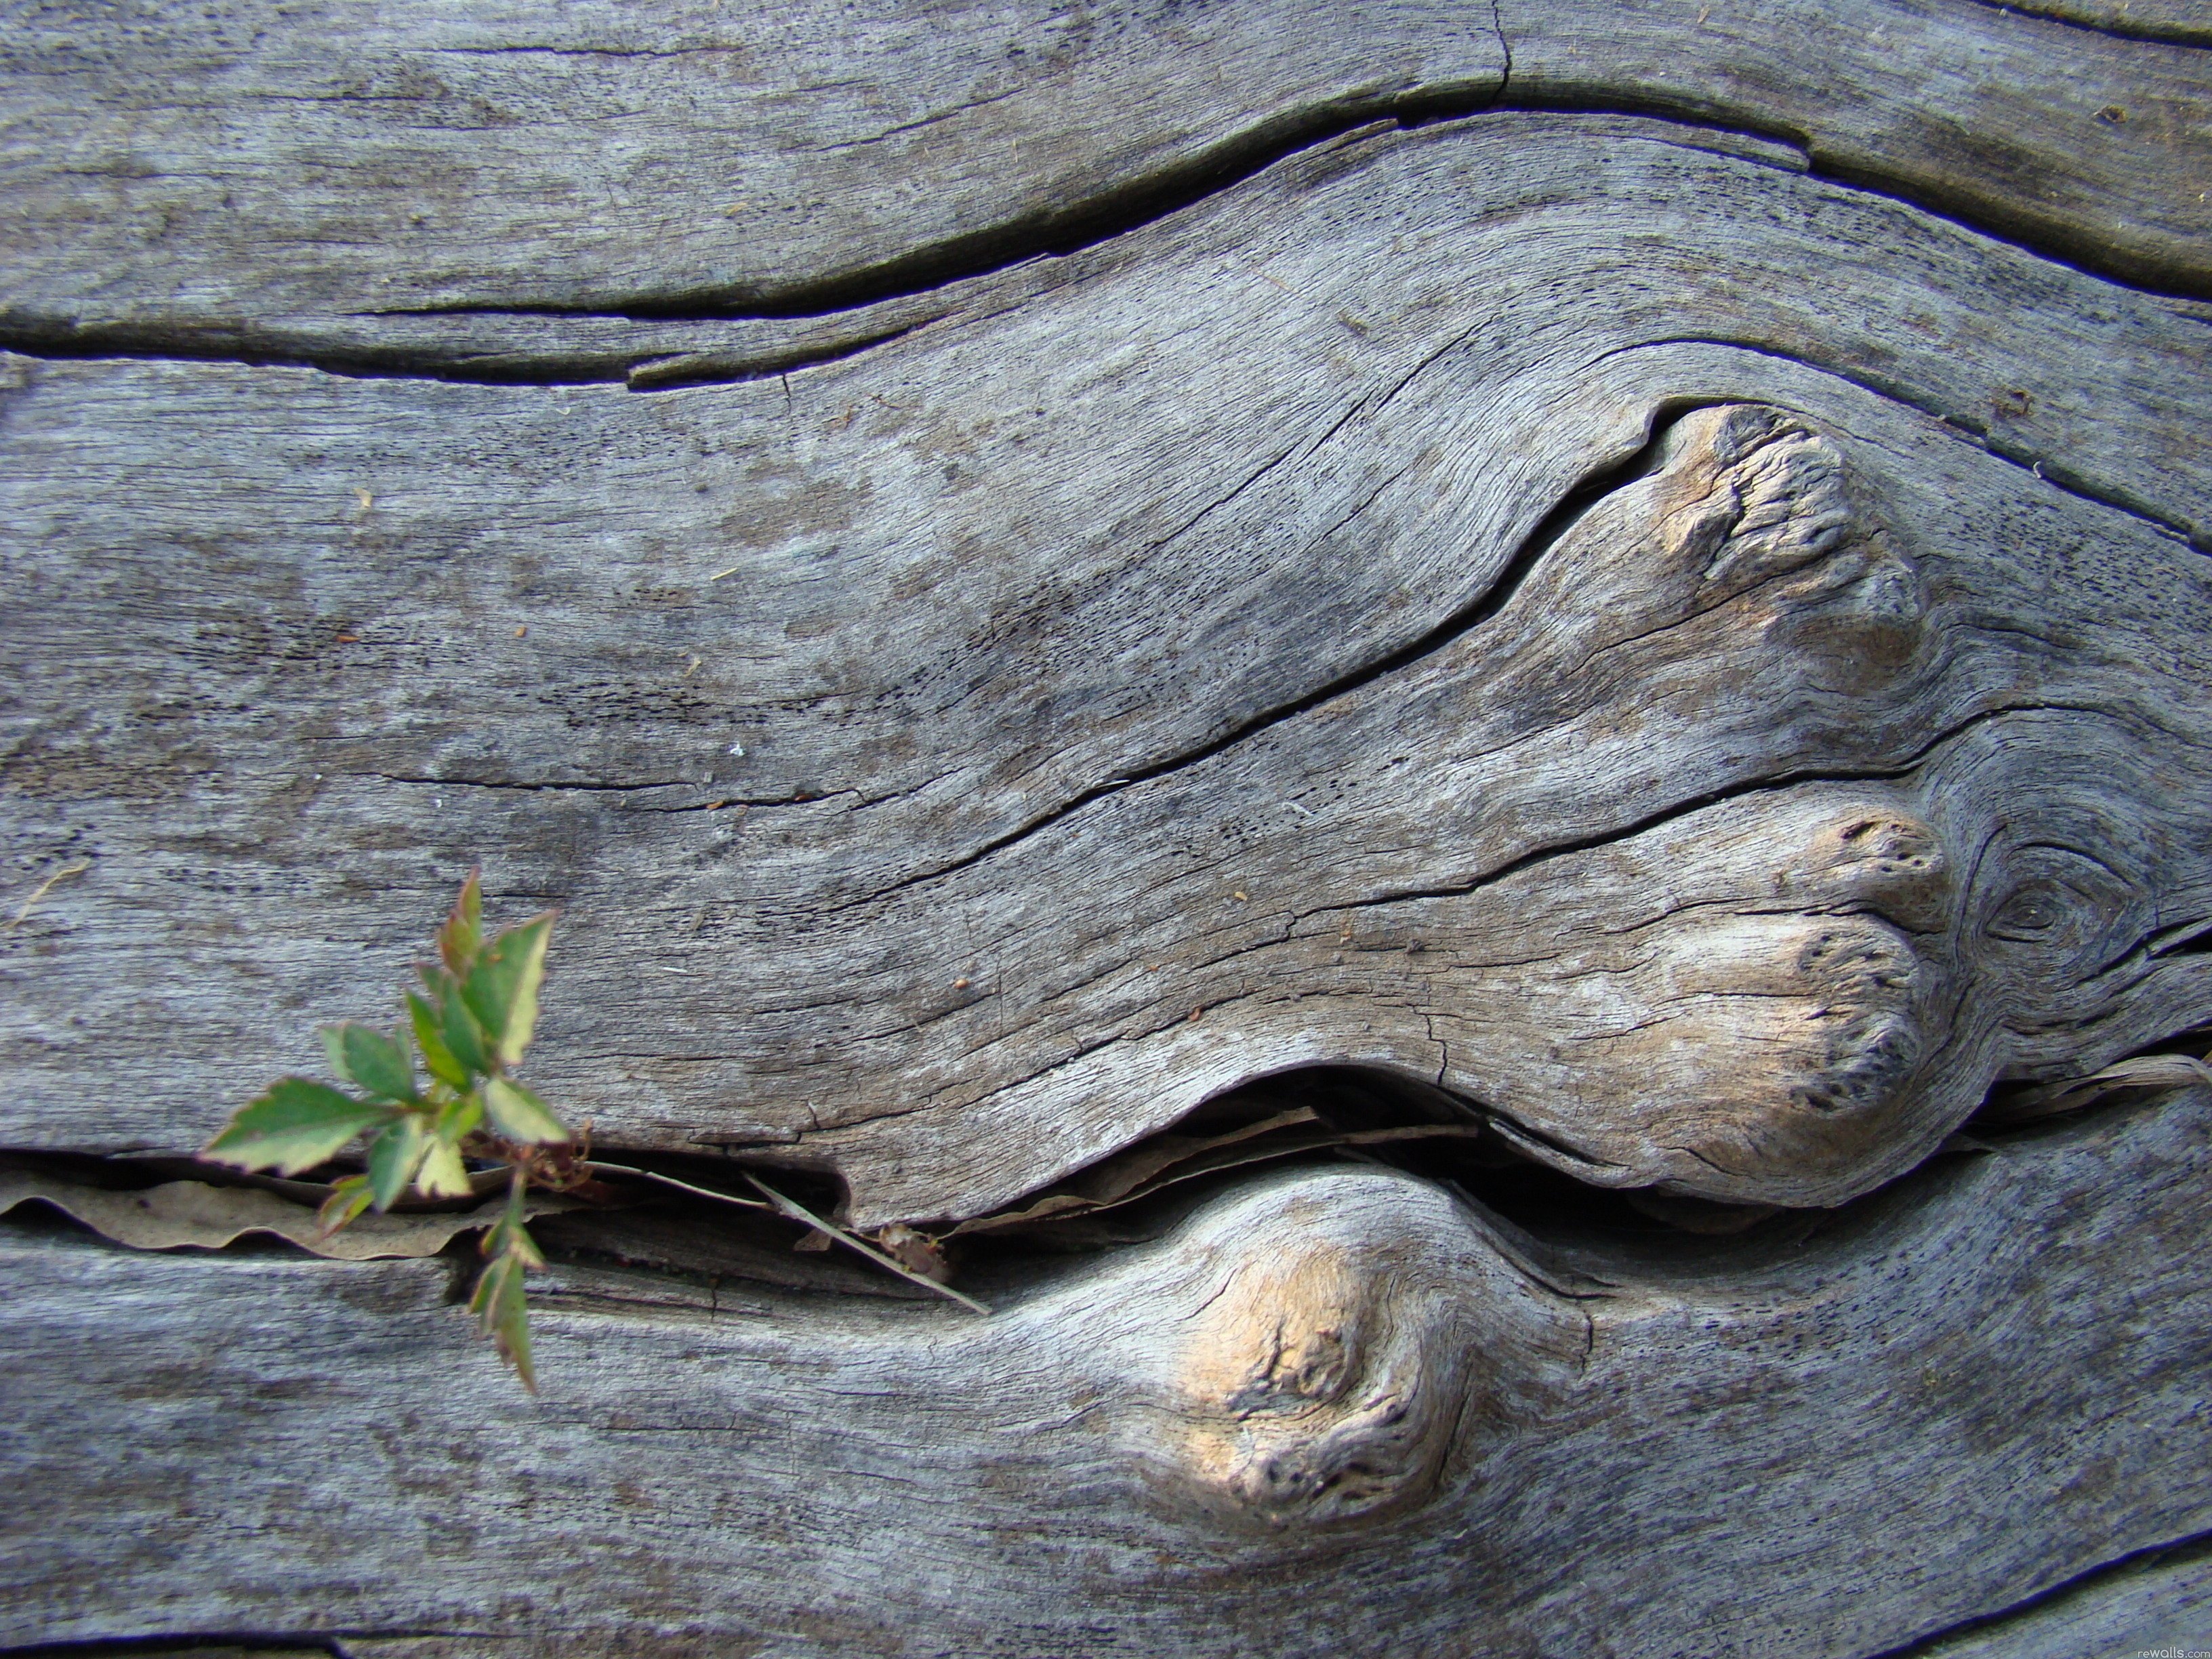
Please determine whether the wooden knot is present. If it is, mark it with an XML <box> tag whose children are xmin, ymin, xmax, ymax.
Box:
<box><xmin>1132</xmin><ymin>1171</ymin><xmax>1588</xmax><ymax>1529</ymax></box>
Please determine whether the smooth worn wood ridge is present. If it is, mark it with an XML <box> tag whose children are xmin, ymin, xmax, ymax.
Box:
<box><xmin>6</xmin><ymin>1092</ymin><xmax>2210</xmax><ymax>1656</ymax></box>
<box><xmin>4</xmin><ymin>2</ymin><xmax>2211</xmax><ymax>1653</ymax></box>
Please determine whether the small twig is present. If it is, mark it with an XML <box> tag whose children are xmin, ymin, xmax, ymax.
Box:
<box><xmin>7</xmin><ymin>859</ymin><xmax>90</xmax><ymax>931</ymax></box>
<box><xmin>739</xmin><ymin>1171</ymin><xmax>989</xmax><ymax>1314</ymax></box>
<box><xmin>583</xmin><ymin>1162</ymin><xmax>774</xmax><ymax>1211</ymax></box>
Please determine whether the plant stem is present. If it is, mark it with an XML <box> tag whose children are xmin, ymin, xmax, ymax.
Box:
<box><xmin>738</xmin><ymin>1172</ymin><xmax>989</xmax><ymax>1314</ymax></box>
<box><xmin>583</xmin><ymin>1161</ymin><xmax>775</xmax><ymax>1210</ymax></box>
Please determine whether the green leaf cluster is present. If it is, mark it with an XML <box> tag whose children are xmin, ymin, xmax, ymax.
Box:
<box><xmin>201</xmin><ymin>872</ymin><xmax>568</xmax><ymax>1389</ymax></box>
<box><xmin>470</xmin><ymin>1175</ymin><xmax>548</xmax><ymax>1388</ymax></box>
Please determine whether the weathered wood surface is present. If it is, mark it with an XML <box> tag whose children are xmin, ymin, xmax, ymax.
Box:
<box><xmin>7</xmin><ymin>1090</ymin><xmax>2211</xmax><ymax>1656</ymax></box>
<box><xmin>5</xmin><ymin>2</ymin><xmax>2212</xmax><ymax>1652</ymax></box>
<box><xmin>3</xmin><ymin>0</ymin><xmax>2210</xmax><ymax>380</ymax></box>
<box><xmin>6</xmin><ymin>105</ymin><xmax>2211</xmax><ymax>1226</ymax></box>
<box><xmin>1906</xmin><ymin>1534</ymin><xmax>2212</xmax><ymax>1658</ymax></box>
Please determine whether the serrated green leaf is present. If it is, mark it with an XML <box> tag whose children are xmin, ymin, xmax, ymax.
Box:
<box><xmin>438</xmin><ymin>869</ymin><xmax>484</xmax><ymax>975</ymax></box>
<box><xmin>482</xmin><ymin>1176</ymin><xmax>542</xmax><ymax>1261</ymax></box>
<box><xmin>405</xmin><ymin>991</ymin><xmax>468</xmax><ymax>1088</ymax></box>
<box><xmin>316</xmin><ymin>1174</ymin><xmax>375</xmax><ymax>1236</ymax></box>
<box><xmin>202</xmin><ymin>1078</ymin><xmax>394</xmax><ymax>1176</ymax></box>
<box><xmin>462</xmin><ymin>913</ymin><xmax>555</xmax><ymax>1068</ymax></box>
<box><xmin>483</xmin><ymin>1076</ymin><xmax>567</xmax><ymax>1145</ymax></box>
<box><xmin>438</xmin><ymin>982</ymin><xmax>492</xmax><ymax>1076</ymax></box>
<box><xmin>485</xmin><ymin>1177</ymin><xmax>522</xmax><ymax>1250</ymax></box>
<box><xmin>470</xmin><ymin>1246</ymin><xmax>537</xmax><ymax>1391</ymax></box>
<box><xmin>505</xmin><ymin>1213</ymin><xmax>546</xmax><ymax>1271</ymax></box>
<box><xmin>366</xmin><ymin>1115</ymin><xmax>430</xmax><ymax>1210</ymax></box>
<box><xmin>433</xmin><ymin>1088</ymin><xmax>484</xmax><ymax>1143</ymax></box>
<box><xmin>325</xmin><ymin>1023</ymin><xmax>416</xmax><ymax>1103</ymax></box>
<box><xmin>415</xmin><ymin>1134</ymin><xmax>474</xmax><ymax>1200</ymax></box>
<box><xmin>499</xmin><ymin>1212</ymin><xmax>546</xmax><ymax>1274</ymax></box>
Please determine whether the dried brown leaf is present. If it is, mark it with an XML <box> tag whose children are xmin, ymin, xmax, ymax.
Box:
<box><xmin>1985</xmin><ymin>1052</ymin><xmax>2212</xmax><ymax>1124</ymax></box>
<box><xmin>0</xmin><ymin>1172</ymin><xmax>580</xmax><ymax>1259</ymax></box>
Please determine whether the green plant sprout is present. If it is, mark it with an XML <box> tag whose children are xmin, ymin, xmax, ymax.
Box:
<box><xmin>203</xmin><ymin>874</ymin><xmax>987</xmax><ymax>1391</ymax></box>
<box><xmin>202</xmin><ymin>872</ymin><xmax>575</xmax><ymax>1389</ymax></box>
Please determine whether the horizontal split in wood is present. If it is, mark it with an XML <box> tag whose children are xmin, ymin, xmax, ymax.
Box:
<box><xmin>373</xmin><ymin>86</ymin><xmax>1511</xmax><ymax>323</ymax></box>
<box><xmin>1947</xmin><ymin>0</ymin><xmax>2212</xmax><ymax>49</ymax></box>
<box><xmin>0</xmin><ymin>304</ymin><xmax>948</xmax><ymax>391</ymax></box>
<box><xmin>0</xmin><ymin>1636</ymin><xmax>346</xmax><ymax>1656</ymax></box>
<box><xmin>1870</xmin><ymin>1522</ymin><xmax>2212</xmax><ymax>1658</ymax></box>
<box><xmin>6</xmin><ymin>88</ymin><xmax>2211</xmax><ymax>403</ymax></box>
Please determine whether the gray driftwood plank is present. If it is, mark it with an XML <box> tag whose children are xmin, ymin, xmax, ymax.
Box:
<box><xmin>5</xmin><ymin>112</ymin><xmax>2210</xmax><ymax>1229</ymax></box>
<box><xmin>4</xmin><ymin>5</ymin><xmax>2211</xmax><ymax>1652</ymax></box>
<box><xmin>4</xmin><ymin>1090</ymin><xmax>2208</xmax><ymax>1656</ymax></box>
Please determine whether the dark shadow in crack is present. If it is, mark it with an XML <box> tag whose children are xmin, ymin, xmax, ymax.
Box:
<box><xmin>5</xmin><ymin>1033</ymin><xmax>2203</xmax><ymax>1315</ymax></box>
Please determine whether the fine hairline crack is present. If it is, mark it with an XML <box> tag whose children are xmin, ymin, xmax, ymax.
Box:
<box><xmin>363</xmin><ymin>771</ymin><xmax>853</xmax><ymax>812</ymax></box>
<box><xmin>828</xmin><ymin>346</ymin><xmax>2191</xmax><ymax>914</ymax></box>
<box><xmin>1300</xmin><ymin>700</ymin><xmax>2124</xmax><ymax>924</ymax></box>
<box><xmin>830</xmin><ymin>397</ymin><xmax>1698</xmax><ymax>913</ymax></box>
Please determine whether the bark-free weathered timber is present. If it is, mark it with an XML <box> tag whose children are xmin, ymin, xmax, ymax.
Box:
<box><xmin>3</xmin><ymin>1</ymin><xmax>2211</xmax><ymax>1652</ymax></box>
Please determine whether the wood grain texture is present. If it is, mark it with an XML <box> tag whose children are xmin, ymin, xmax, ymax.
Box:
<box><xmin>1497</xmin><ymin>0</ymin><xmax>2212</xmax><ymax>291</ymax></box>
<box><xmin>1</xmin><ymin>0</ymin><xmax>2209</xmax><ymax>383</ymax></box>
<box><xmin>5</xmin><ymin>6</ymin><xmax>2211</xmax><ymax>1649</ymax></box>
<box><xmin>5</xmin><ymin>110</ymin><xmax>2209</xmax><ymax>1227</ymax></box>
<box><xmin>5</xmin><ymin>1088</ymin><xmax>2208</xmax><ymax>1656</ymax></box>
